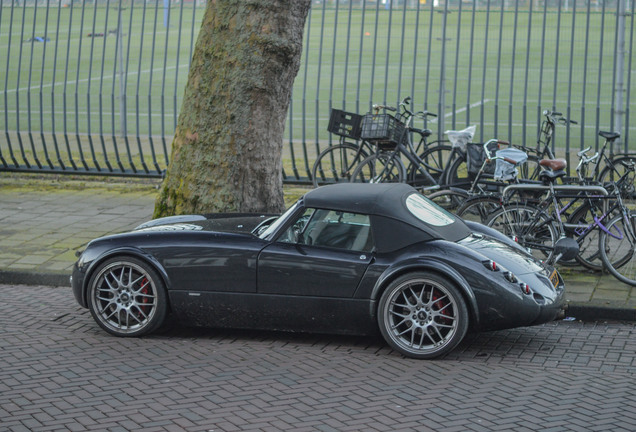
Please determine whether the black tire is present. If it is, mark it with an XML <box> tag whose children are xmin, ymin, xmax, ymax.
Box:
<box><xmin>518</xmin><ymin>154</ymin><xmax>542</xmax><ymax>181</ymax></box>
<box><xmin>598</xmin><ymin>155</ymin><xmax>636</xmax><ymax>199</ymax></box>
<box><xmin>599</xmin><ymin>213</ymin><xmax>636</xmax><ymax>286</ymax></box>
<box><xmin>378</xmin><ymin>272</ymin><xmax>469</xmax><ymax>359</ymax></box>
<box><xmin>407</xmin><ymin>144</ymin><xmax>454</xmax><ymax>188</ymax></box>
<box><xmin>426</xmin><ymin>189</ymin><xmax>468</xmax><ymax>214</ymax></box>
<box><xmin>486</xmin><ymin>204</ymin><xmax>559</xmax><ymax>262</ymax></box>
<box><xmin>443</xmin><ymin>153</ymin><xmax>470</xmax><ymax>190</ymax></box>
<box><xmin>87</xmin><ymin>256</ymin><xmax>168</xmax><ymax>337</ymax></box>
<box><xmin>311</xmin><ymin>142</ymin><xmax>369</xmax><ymax>187</ymax></box>
<box><xmin>566</xmin><ymin>201</ymin><xmax>607</xmax><ymax>271</ymax></box>
<box><xmin>350</xmin><ymin>151</ymin><xmax>406</xmax><ymax>183</ymax></box>
<box><xmin>456</xmin><ymin>195</ymin><xmax>501</xmax><ymax>224</ymax></box>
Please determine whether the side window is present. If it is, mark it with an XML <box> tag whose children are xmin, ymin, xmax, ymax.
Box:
<box><xmin>298</xmin><ymin>209</ymin><xmax>374</xmax><ymax>252</ymax></box>
<box><xmin>278</xmin><ymin>208</ymin><xmax>315</xmax><ymax>244</ymax></box>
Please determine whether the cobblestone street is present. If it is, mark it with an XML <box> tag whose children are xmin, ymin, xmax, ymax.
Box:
<box><xmin>1</xmin><ymin>285</ymin><xmax>635</xmax><ymax>431</ymax></box>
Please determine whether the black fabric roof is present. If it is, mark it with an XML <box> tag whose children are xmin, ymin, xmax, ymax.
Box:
<box><xmin>304</xmin><ymin>183</ymin><xmax>411</xmax><ymax>217</ymax></box>
<box><xmin>303</xmin><ymin>183</ymin><xmax>471</xmax><ymax>248</ymax></box>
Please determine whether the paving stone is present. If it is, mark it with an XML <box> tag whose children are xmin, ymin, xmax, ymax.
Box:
<box><xmin>0</xmin><ymin>284</ymin><xmax>634</xmax><ymax>432</ymax></box>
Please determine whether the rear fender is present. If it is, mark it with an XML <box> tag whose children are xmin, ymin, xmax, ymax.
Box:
<box><xmin>371</xmin><ymin>258</ymin><xmax>480</xmax><ymax>327</ymax></box>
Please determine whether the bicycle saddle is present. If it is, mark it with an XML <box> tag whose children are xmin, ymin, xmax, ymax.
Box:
<box><xmin>410</xmin><ymin>127</ymin><xmax>432</xmax><ymax>138</ymax></box>
<box><xmin>599</xmin><ymin>131</ymin><xmax>620</xmax><ymax>141</ymax></box>
<box><xmin>539</xmin><ymin>158</ymin><xmax>567</xmax><ymax>171</ymax></box>
<box><xmin>539</xmin><ymin>158</ymin><xmax>567</xmax><ymax>184</ymax></box>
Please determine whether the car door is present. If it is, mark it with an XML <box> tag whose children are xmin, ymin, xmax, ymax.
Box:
<box><xmin>257</xmin><ymin>208</ymin><xmax>375</xmax><ymax>298</ymax></box>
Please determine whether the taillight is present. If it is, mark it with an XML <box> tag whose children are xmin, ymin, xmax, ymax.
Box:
<box><xmin>519</xmin><ymin>282</ymin><xmax>531</xmax><ymax>295</ymax></box>
<box><xmin>483</xmin><ymin>260</ymin><xmax>499</xmax><ymax>271</ymax></box>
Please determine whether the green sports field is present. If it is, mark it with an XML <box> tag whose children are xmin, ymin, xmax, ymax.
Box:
<box><xmin>0</xmin><ymin>1</ymin><xmax>634</xmax><ymax>178</ymax></box>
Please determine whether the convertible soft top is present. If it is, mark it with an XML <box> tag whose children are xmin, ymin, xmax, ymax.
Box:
<box><xmin>303</xmin><ymin>183</ymin><xmax>472</xmax><ymax>246</ymax></box>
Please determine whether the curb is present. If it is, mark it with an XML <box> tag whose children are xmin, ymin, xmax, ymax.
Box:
<box><xmin>567</xmin><ymin>303</ymin><xmax>636</xmax><ymax>322</ymax></box>
<box><xmin>0</xmin><ymin>270</ymin><xmax>70</xmax><ymax>288</ymax></box>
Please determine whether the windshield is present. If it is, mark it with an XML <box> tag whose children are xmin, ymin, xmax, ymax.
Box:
<box><xmin>405</xmin><ymin>193</ymin><xmax>455</xmax><ymax>227</ymax></box>
<box><xmin>258</xmin><ymin>201</ymin><xmax>301</xmax><ymax>240</ymax></box>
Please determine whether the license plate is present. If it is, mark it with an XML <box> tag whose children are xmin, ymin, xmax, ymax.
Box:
<box><xmin>549</xmin><ymin>269</ymin><xmax>560</xmax><ymax>288</ymax></box>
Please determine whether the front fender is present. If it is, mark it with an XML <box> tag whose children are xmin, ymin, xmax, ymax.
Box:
<box><xmin>370</xmin><ymin>258</ymin><xmax>480</xmax><ymax>327</ymax></box>
<box><xmin>75</xmin><ymin>246</ymin><xmax>171</xmax><ymax>308</ymax></box>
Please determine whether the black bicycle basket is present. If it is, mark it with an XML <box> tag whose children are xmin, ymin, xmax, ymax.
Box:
<box><xmin>360</xmin><ymin>113</ymin><xmax>406</xmax><ymax>148</ymax></box>
<box><xmin>466</xmin><ymin>141</ymin><xmax>499</xmax><ymax>177</ymax></box>
<box><xmin>327</xmin><ymin>109</ymin><xmax>363</xmax><ymax>140</ymax></box>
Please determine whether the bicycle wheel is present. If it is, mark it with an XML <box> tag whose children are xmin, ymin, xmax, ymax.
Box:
<box><xmin>350</xmin><ymin>152</ymin><xmax>406</xmax><ymax>184</ymax></box>
<box><xmin>311</xmin><ymin>142</ymin><xmax>369</xmax><ymax>187</ymax></box>
<box><xmin>566</xmin><ymin>202</ymin><xmax>606</xmax><ymax>271</ymax></box>
<box><xmin>426</xmin><ymin>189</ymin><xmax>468</xmax><ymax>213</ymax></box>
<box><xmin>486</xmin><ymin>204</ymin><xmax>558</xmax><ymax>262</ymax></box>
<box><xmin>599</xmin><ymin>213</ymin><xmax>636</xmax><ymax>286</ymax></box>
<box><xmin>456</xmin><ymin>195</ymin><xmax>501</xmax><ymax>224</ymax></box>
<box><xmin>443</xmin><ymin>154</ymin><xmax>471</xmax><ymax>190</ymax></box>
<box><xmin>517</xmin><ymin>155</ymin><xmax>542</xmax><ymax>182</ymax></box>
<box><xmin>407</xmin><ymin>144</ymin><xmax>454</xmax><ymax>188</ymax></box>
<box><xmin>598</xmin><ymin>155</ymin><xmax>636</xmax><ymax>199</ymax></box>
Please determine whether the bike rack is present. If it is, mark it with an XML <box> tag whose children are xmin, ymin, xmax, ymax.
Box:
<box><xmin>502</xmin><ymin>184</ymin><xmax>610</xmax><ymax>213</ymax></box>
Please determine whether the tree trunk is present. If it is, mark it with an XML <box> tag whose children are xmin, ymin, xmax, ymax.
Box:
<box><xmin>154</xmin><ymin>0</ymin><xmax>311</xmax><ymax>217</ymax></box>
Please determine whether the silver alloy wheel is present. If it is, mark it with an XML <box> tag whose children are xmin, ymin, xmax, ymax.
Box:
<box><xmin>379</xmin><ymin>274</ymin><xmax>468</xmax><ymax>359</ymax></box>
<box><xmin>89</xmin><ymin>260</ymin><xmax>160</xmax><ymax>335</ymax></box>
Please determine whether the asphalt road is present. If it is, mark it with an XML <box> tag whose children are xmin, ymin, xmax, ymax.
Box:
<box><xmin>1</xmin><ymin>284</ymin><xmax>635</xmax><ymax>432</ymax></box>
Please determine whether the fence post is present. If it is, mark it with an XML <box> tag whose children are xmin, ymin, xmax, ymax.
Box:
<box><xmin>118</xmin><ymin>7</ymin><xmax>127</xmax><ymax>137</ymax></box>
<box><xmin>614</xmin><ymin>0</ymin><xmax>627</xmax><ymax>147</ymax></box>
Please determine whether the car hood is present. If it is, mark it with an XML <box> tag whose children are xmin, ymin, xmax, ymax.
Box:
<box><xmin>133</xmin><ymin>213</ymin><xmax>277</xmax><ymax>234</ymax></box>
<box><xmin>458</xmin><ymin>233</ymin><xmax>547</xmax><ymax>276</ymax></box>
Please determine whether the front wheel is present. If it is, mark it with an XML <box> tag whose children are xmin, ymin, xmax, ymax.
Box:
<box><xmin>87</xmin><ymin>256</ymin><xmax>168</xmax><ymax>337</ymax></box>
<box><xmin>486</xmin><ymin>204</ymin><xmax>558</xmax><ymax>262</ymax></box>
<box><xmin>599</xmin><ymin>213</ymin><xmax>636</xmax><ymax>286</ymax></box>
<box><xmin>378</xmin><ymin>272</ymin><xmax>469</xmax><ymax>359</ymax></box>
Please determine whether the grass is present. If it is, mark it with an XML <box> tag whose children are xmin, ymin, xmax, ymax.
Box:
<box><xmin>1</xmin><ymin>2</ymin><xmax>634</xmax><ymax>180</ymax></box>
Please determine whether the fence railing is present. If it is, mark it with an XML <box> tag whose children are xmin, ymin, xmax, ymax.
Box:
<box><xmin>1</xmin><ymin>0</ymin><xmax>634</xmax><ymax>182</ymax></box>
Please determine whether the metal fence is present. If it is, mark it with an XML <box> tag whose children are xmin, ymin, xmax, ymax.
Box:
<box><xmin>1</xmin><ymin>0</ymin><xmax>634</xmax><ymax>182</ymax></box>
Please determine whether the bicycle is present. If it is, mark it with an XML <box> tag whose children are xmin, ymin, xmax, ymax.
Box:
<box><xmin>444</xmin><ymin>109</ymin><xmax>581</xmax><ymax>190</ymax></box>
<box><xmin>454</xmin><ymin>128</ymin><xmax>634</xmax><ymax>225</ymax></box>
<box><xmin>483</xmin><ymin>158</ymin><xmax>636</xmax><ymax>278</ymax></box>
<box><xmin>349</xmin><ymin>98</ymin><xmax>480</xmax><ymax>191</ymax></box>
<box><xmin>311</xmin><ymin>109</ymin><xmax>373</xmax><ymax>187</ymax></box>
<box><xmin>427</xmin><ymin>139</ymin><xmax>529</xmax><ymax>215</ymax></box>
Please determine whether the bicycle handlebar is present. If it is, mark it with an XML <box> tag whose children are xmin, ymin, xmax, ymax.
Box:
<box><xmin>543</xmin><ymin>109</ymin><xmax>578</xmax><ymax>125</ymax></box>
<box><xmin>482</xmin><ymin>139</ymin><xmax>522</xmax><ymax>165</ymax></box>
<box><xmin>372</xmin><ymin>104</ymin><xmax>397</xmax><ymax>112</ymax></box>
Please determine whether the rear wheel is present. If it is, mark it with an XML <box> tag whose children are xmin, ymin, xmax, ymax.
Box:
<box><xmin>378</xmin><ymin>272</ymin><xmax>469</xmax><ymax>359</ymax></box>
<box><xmin>408</xmin><ymin>144</ymin><xmax>454</xmax><ymax>188</ymax></box>
<box><xmin>456</xmin><ymin>195</ymin><xmax>501</xmax><ymax>224</ymax></box>
<box><xmin>311</xmin><ymin>142</ymin><xmax>369</xmax><ymax>187</ymax></box>
<box><xmin>350</xmin><ymin>151</ymin><xmax>406</xmax><ymax>183</ymax></box>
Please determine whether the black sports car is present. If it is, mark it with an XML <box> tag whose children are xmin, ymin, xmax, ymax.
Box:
<box><xmin>72</xmin><ymin>183</ymin><xmax>566</xmax><ymax>359</ymax></box>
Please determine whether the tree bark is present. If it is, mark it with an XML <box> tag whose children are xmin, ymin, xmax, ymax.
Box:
<box><xmin>154</xmin><ymin>0</ymin><xmax>311</xmax><ymax>217</ymax></box>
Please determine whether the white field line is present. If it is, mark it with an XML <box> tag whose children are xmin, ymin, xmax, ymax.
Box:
<box><xmin>0</xmin><ymin>63</ymin><xmax>190</xmax><ymax>95</ymax></box>
<box><xmin>444</xmin><ymin>99</ymin><xmax>491</xmax><ymax>118</ymax></box>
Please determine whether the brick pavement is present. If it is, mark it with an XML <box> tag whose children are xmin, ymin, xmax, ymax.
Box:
<box><xmin>1</xmin><ymin>285</ymin><xmax>635</xmax><ymax>431</ymax></box>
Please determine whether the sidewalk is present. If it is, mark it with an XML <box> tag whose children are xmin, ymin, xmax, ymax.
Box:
<box><xmin>0</xmin><ymin>174</ymin><xmax>634</xmax><ymax>321</ymax></box>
